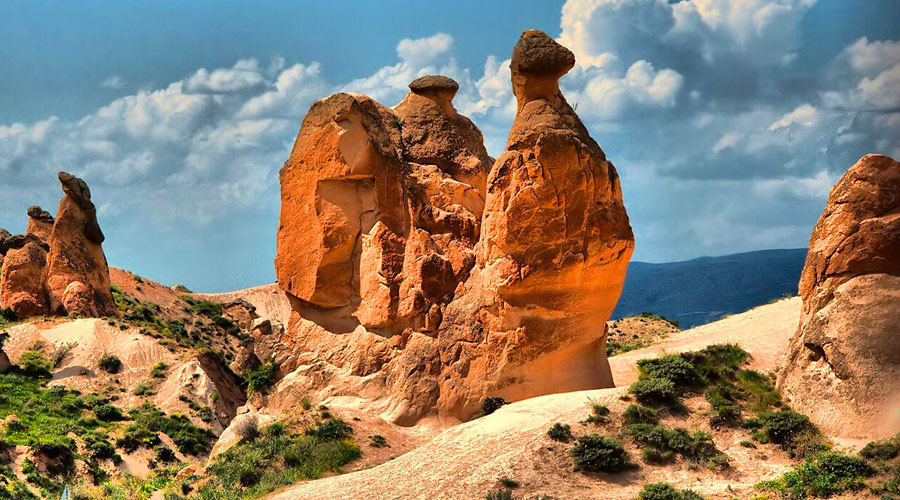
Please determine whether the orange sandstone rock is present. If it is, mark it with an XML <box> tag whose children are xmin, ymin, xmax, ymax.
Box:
<box><xmin>45</xmin><ymin>172</ymin><xmax>116</xmax><ymax>317</ymax></box>
<box><xmin>271</xmin><ymin>30</ymin><xmax>633</xmax><ymax>425</ymax></box>
<box><xmin>779</xmin><ymin>154</ymin><xmax>900</xmax><ymax>439</ymax></box>
<box><xmin>0</xmin><ymin>233</ymin><xmax>50</xmax><ymax>318</ymax></box>
<box><xmin>26</xmin><ymin>205</ymin><xmax>54</xmax><ymax>242</ymax></box>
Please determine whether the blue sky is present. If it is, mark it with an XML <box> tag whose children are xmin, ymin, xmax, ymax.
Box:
<box><xmin>1</xmin><ymin>0</ymin><xmax>898</xmax><ymax>292</ymax></box>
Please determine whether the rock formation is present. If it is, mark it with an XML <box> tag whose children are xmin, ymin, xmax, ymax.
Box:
<box><xmin>45</xmin><ymin>172</ymin><xmax>116</xmax><ymax>317</ymax></box>
<box><xmin>0</xmin><ymin>172</ymin><xmax>116</xmax><ymax>319</ymax></box>
<box><xmin>779</xmin><ymin>154</ymin><xmax>900</xmax><ymax>439</ymax></box>
<box><xmin>26</xmin><ymin>205</ymin><xmax>54</xmax><ymax>242</ymax></box>
<box><xmin>270</xmin><ymin>30</ymin><xmax>633</xmax><ymax>425</ymax></box>
<box><xmin>0</xmin><ymin>234</ymin><xmax>50</xmax><ymax>318</ymax></box>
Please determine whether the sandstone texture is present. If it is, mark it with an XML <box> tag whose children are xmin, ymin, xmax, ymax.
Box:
<box><xmin>779</xmin><ymin>154</ymin><xmax>900</xmax><ymax>439</ymax></box>
<box><xmin>45</xmin><ymin>172</ymin><xmax>116</xmax><ymax>317</ymax></box>
<box><xmin>271</xmin><ymin>30</ymin><xmax>633</xmax><ymax>425</ymax></box>
<box><xmin>0</xmin><ymin>233</ymin><xmax>50</xmax><ymax>318</ymax></box>
<box><xmin>26</xmin><ymin>205</ymin><xmax>54</xmax><ymax>241</ymax></box>
<box><xmin>0</xmin><ymin>172</ymin><xmax>116</xmax><ymax>319</ymax></box>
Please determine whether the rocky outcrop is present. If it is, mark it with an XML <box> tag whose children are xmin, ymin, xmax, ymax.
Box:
<box><xmin>271</xmin><ymin>30</ymin><xmax>633</xmax><ymax>425</ymax></box>
<box><xmin>0</xmin><ymin>173</ymin><xmax>115</xmax><ymax>320</ymax></box>
<box><xmin>779</xmin><ymin>154</ymin><xmax>900</xmax><ymax>439</ymax></box>
<box><xmin>26</xmin><ymin>206</ymin><xmax>54</xmax><ymax>242</ymax></box>
<box><xmin>0</xmin><ymin>234</ymin><xmax>50</xmax><ymax>318</ymax></box>
<box><xmin>45</xmin><ymin>172</ymin><xmax>116</xmax><ymax>317</ymax></box>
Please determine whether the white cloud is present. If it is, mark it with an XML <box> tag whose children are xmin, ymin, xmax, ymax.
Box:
<box><xmin>101</xmin><ymin>75</ymin><xmax>125</xmax><ymax>90</ymax></box>
<box><xmin>768</xmin><ymin>104</ymin><xmax>818</xmax><ymax>131</ymax></box>
<box><xmin>858</xmin><ymin>63</ymin><xmax>900</xmax><ymax>110</ymax></box>
<box><xmin>184</xmin><ymin>59</ymin><xmax>267</xmax><ymax>94</ymax></box>
<box><xmin>839</xmin><ymin>37</ymin><xmax>900</xmax><ymax>77</ymax></box>
<box><xmin>396</xmin><ymin>33</ymin><xmax>453</xmax><ymax>67</ymax></box>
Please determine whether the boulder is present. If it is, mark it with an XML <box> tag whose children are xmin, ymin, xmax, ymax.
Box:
<box><xmin>26</xmin><ymin>205</ymin><xmax>54</xmax><ymax>242</ymax></box>
<box><xmin>272</xmin><ymin>30</ymin><xmax>633</xmax><ymax>425</ymax></box>
<box><xmin>45</xmin><ymin>172</ymin><xmax>116</xmax><ymax>317</ymax></box>
<box><xmin>0</xmin><ymin>233</ymin><xmax>50</xmax><ymax>318</ymax></box>
<box><xmin>779</xmin><ymin>154</ymin><xmax>900</xmax><ymax>439</ymax></box>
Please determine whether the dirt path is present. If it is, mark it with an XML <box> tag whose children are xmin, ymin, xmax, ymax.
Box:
<box><xmin>266</xmin><ymin>298</ymin><xmax>802</xmax><ymax>500</ymax></box>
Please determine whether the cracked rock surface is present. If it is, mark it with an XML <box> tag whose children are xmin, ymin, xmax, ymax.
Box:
<box><xmin>779</xmin><ymin>153</ymin><xmax>900</xmax><ymax>439</ymax></box>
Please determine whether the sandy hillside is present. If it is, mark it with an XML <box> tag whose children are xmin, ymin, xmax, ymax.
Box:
<box><xmin>267</xmin><ymin>297</ymin><xmax>803</xmax><ymax>500</ymax></box>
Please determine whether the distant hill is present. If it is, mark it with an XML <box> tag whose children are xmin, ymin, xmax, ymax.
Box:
<box><xmin>612</xmin><ymin>248</ymin><xmax>808</xmax><ymax>328</ymax></box>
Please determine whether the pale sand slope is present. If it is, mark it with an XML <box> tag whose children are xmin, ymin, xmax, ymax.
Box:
<box><xmin>192</xmin><ymin>283</ymin><xmax>292</xmax><ymax>328</ymax></box>
<box><xmin>267</xmin><ymin>297</ymin><xmax>802</xmax><ymax>500</ymax></box>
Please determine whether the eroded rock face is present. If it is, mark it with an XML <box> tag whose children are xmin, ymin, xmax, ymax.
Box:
<box><xmin>46</xmin><ymin>172</ymin><xmax>116</xmax><ymax>317</ymax></box>
<box><xmin>0</xmin><ymin>233</ymin><xmax>50</xmax><ymax>318</ymax></box>
<box><xmin>26</xmin><ymin>206</ymin><xmax>54</xmax><ymax>242</ymax></box>
<box><xmin>272</xmin><ymin>30</ymin><xmax>633</xmax><ymax>425</ymax></box>
<box><xmin>779</xmin><ymin>154</ymin><xmax>900</xmax><ymax>439</ymax></box>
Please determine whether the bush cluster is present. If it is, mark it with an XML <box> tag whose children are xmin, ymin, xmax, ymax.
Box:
<box><xmin>757</xmin><ymin>451</ymin><xmax>875</xmax><ymax>499</ymax></box>
<box><xmin>638</xmin><ymin>482</ymin><xmax>704</xmax><ymax>500</ymax></box>
<box><xmin>569</xmin><ymin>434</ymin><xmax>631</xmax><ymax>472</ymax></box>
<box><xmin>246</xmin><ymin>359</ymin><xmax>278</xmax><ymax>393</ymax></box>
<box><xmin>97</xmin><ymin>353</ymin><xmax>122</xmax><ymax>374</ymax></box>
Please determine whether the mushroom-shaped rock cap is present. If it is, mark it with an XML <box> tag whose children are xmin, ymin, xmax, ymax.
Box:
<box><xmin>26</xmin><ymin>206</ymin><xmax>54</xmax><ymax>224</ymax></box>
<box><xmin>408</xmin><ymin>75</ymin><xmax>459</xmax><ymax>102</ymax></box>
<box><xmin>58</xmin><ymin>171</ymin><xmax>93</xmax><ymax>207</ymax></box>
<box><xmin>511</xmin><ymin>29</ymin><xmax>575</xmax><ymax>79</ymax></box>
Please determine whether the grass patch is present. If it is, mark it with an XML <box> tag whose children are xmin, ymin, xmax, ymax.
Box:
<box><xmin>166</xmin><ymin>419</ymin><xmax>360</xmax><ymax>500</ymax></box>
<box><xmin>117</xmin><ymin>403</ymin><xmax>214</xmax><ymax>456</ymax></box>
<box><xmin>756</xmin><ymin>451</ymin><xmax>874</xmax><ymax>499</ymax></box>
<box><xmin>626</xmin><ymin>423</ymin><xmax>728</xmax><ymax>469</ymax></box>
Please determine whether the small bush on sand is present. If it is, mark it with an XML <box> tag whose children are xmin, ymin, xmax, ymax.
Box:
<box><xmin>97</xmin><ymin>353</ymin><xmax>122</xmax><ymax>374</ymax></box>
<box><xmin>860</xmin><ymin>437</ymin><xmax>900</xmax><ymax>461</ymax></box>
<box><xmin>629</xmin><ymin>378</ymin><xmax>678</xmax><ymax>406</ymax></box>
<box><xmin>570</xmin><ymin>434</ymin><xmax>631</xmax><ymax>473</ymax></box>
<box><xmin>547</xmin><ymin>423</ymin><xmax>572</xmax><ymax>442</ymax></box>
<box><xmin>623</xmin><ymin>404</ymin><xmax>659</xmax><ymax>425</ymax></box>
<box><xmin>638</xmin><ymin>483</ymin><xmax>705</xmax><ymax>500</ymax></box>
<box><xmin>479</xmin><ymin>397</ymin><xmax>508</xmax><ymax>417</ymax></box>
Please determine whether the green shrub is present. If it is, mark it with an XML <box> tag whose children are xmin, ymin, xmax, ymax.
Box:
<box><xmin>583</xmin><ymin>398</ymin><xmax>611</xmax><ymax>425</ymax></box>
<box><xmin>17</xmin><ymin>351</ymin><xmax>53</xmax><ymax>378</ymax></box>
<box><xmin>627</xmin><ymin>424</ymin><xmax>726</xmax><ymax>467</ymax></box>
<box><xmin>547</xmin><ymin>423</ymin><xmax>572</xmax><ymax>442</ymax></box>
<box><xmin>94</xmin><ymin>404</ymin><xmax>125</xmax><ymax>422</ymax></box>
<box><xmin>638</xmin><ymin>354</ymin><xmax>700</xmax><ymax>386</ymax></box>
<box><xmin>0</xmin><ymin>308</ymin><xmax>17</xmax><ymax>324</ymax></box>
<box><xmin>194</xmin><ymin>427</ymin><xmax>361</xmax><ymax>498</ymax></box>
<box><xmin>306</xmin><ymin>417</ymin><xmax>353</xmax><ymax>441</ymax></box>
<box><xmin>629</xmin><ymin>378</ymin><xmax>678</xmax><ymax>405</ymax></box>
<box><xmin>498</xmin><ymin>477</ymin><xmax>519</xmax><ymax>488</ymax></box>
<box><xmin>757</xmin><ymin>410</ymin><xmax>823</xmax><ymax>458</ymax></box>
<box><xmin>369</xmin><ymin>434</ymin><xmax>389</xmax><ymax>448</ymax></box>
<box><xmin>570</xmin><ymin>434</ymin><xmax>630</xmax><ymax>472</ymax></box>
<box><xmin>638</xmin><ymin>483</ymin><xmax>705</xmax><ymax>500</ymax></box>
<box><xmin>97</xmin><ymin>353</ymin><xmax>122</xmax><ymax>374</ymax></box>
<box><xmin>155</xmin><ymin>445</ymin><xmax>177</xmax><ymax>463</ymax></box>
<box><xmin>246</xmin><ymin>360</ymin><xmax>277</xmax><ymax>393</ymax></box>
<box><xmin>642</xmin><ymin>446</ymin><xmax>674</xmax><ymax>464</ymax></box>
<box><xmin>479</xmin><ymin>397</ymin><xmax>508</xmax><ymax>417</ymax></box>
<box><xmin>117</xmin><ymin>403</ymin><xmax>214</xmax><ymax>456</ymax></box>
<box><xmin>861</xmin><ymin>438</ymin><xmax>900</xmax><ymax>461</ymax></box>
<box><xmin>623</xmin><ymin>404</ymin><xmax>659</xmax><ymax>425</ymax></box>
<box><xmin>150</xmin><ymin>362</ymin><xmax>168</xmax><ymax>378</ymax></box>
<box><xmin>757</xmin><ymin>451</ymin><xmax>875</xmax><ymax>499</ymax></box>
